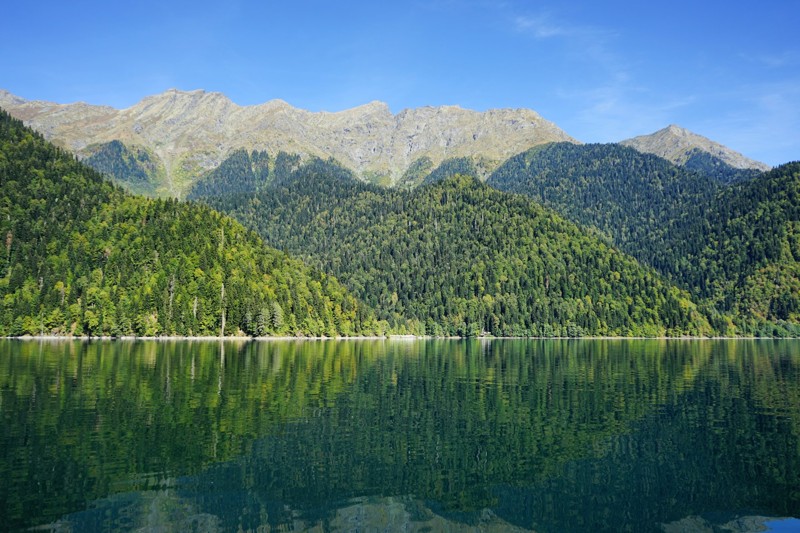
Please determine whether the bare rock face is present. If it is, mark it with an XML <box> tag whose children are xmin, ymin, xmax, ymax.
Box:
<box><xmin>0</xmin><ymin>89</ymin><xmax>576</xmax><ymax>195</ymax></box>
<box><xmin>620</xmin><ymin>124</ymin><xmax>770</xmax><ymax>171</ymax></box>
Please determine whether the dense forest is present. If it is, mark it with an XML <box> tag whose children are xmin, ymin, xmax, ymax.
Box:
<box><xmin>205</xmin><ymin>161</ymin><xmax>712</xmax><ymax>337</ymax></box>
<box><xmin>83</xmin><ymin>140</ymin><xmax>163</xmax><ymax>197</ymax></box>
<box><xmin>486</xmin><ymin>143</ymin><xmax>799</xmax><ymax>335</ymax></box>
<box><xmin>681</xmin><ymin>147</ymin><xmax>764</xmax><ymax>185</ymax></box>
<box><xmin>659</xmin><ymin>162</ymin><xmax>800</xmax><ymax>327</ymax></box>
<box><xmin>421</xmin><ymin>156</ymin><xmax>480</xmax><ymax>186</ymax></box>
<box><xmin>186</xmin><ymin>149</ymin><xmax>303</xmax><ymax>199</ymax></box>
<box><xmin>487</xmin><ymin>143</ymin><xmax>721</xmax><ymax>272</ymax></box>
<box><xmin>0</xmin><ymin>109</ymin><xmax>375</xmax><ymax>337</ymax></box>
<box><xmin>395</xmin><ymin>156</ymin><xmax>434</xmax><ymax>189</ymax></box>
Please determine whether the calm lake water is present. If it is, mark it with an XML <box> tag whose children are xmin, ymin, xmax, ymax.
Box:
<box><xmin>1</xmin><ymin>339</ymin><xmax>799</xmax><ymax>532</ymax></box>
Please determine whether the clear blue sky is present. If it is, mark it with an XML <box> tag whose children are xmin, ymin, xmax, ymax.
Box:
<box><xmin>2</xmin><ymin>0</ymin><xmax>798</xmax><ymax>166</ymax></box>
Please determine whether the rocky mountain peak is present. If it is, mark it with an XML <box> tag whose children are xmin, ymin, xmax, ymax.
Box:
<box><xmin>621</xmin><ymin>125</ymin><xmax>770</xmax><ymax>171</ymax></box>
<box><xmin>0</xmin><ymin>89</ymin><xmax>27</xmax><ymax>107</ymax></box>
<box><xmin>664</xmin><ymin>124</ymin><xmax>689</xmax><ymax>135</ymax></box>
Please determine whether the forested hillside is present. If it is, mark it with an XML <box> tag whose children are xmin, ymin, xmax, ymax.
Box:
<box><xmin>186</xmin><ymin>150</ymin><xmax>304</xmax><ymax>199</ymax></box>
<box><xmin>681</xmin><ymin>148</ymin><xmax>764</xmax><ymax>184</ymax></box>
<box><xmin>487</xmin><ymin>143</ymin><xmax>719</xmax><ymax>272</ymax></box>
<box><xmin>486</xmin><ymin>143</ymin><xmax>800</xmax><ymax>335</ymax></box>
<box><xmin>421</xmin><ymin>157</ymin><xmax>480</xmax><ymax>186</ymax></box>
<box><xmin>660</xmin><ymin>162</ymin><xmax>800</xmax><ymax>331</ymax></box>
<box><xmin>206</xmin><ymin>164</ymin><xmax>712</xmax><ymax>337</ymax></box>
<box><xmin>83</xmin><ymin>140</ymin><xmax>163</xmax><ymax>196</ymax></box>
<box><xmin>0</xmin><ymin>109</ymin><xmax>373</xmax><ymax>337</ymax></box>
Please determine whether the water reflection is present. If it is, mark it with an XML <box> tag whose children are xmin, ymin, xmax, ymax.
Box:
<box><xmin>0</xmin><ymin>339</ymin><xmax>798</xmax><ymax>532</ymax></box>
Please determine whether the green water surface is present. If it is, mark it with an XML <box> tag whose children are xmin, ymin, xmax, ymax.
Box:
<box><xmin>1</xmin><ymin>339</ymin><xmax>798</xmax><ymax>532</ymax></box>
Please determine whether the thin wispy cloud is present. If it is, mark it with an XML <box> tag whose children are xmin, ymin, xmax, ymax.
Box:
<box><xmin>511</xmin><ymin>7</ymin><xmax>648</xmax><ymax>141</ymax></box>
<box><xmin>512</xmin><ymin>9</ymin><xmax>615</xmax><ymax>42</ymax></box>
<box><xmin>510</xmin><ymin>8</ymin><xmax>623</xmax><ymax>75</ymax></box>
<box><xmin>514</xmin><ymin>14</ymin><xmax>568</xmax><ymax>39</ymax></box>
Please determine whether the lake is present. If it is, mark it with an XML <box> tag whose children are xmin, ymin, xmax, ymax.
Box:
<box><xmin>1</xmin><ymin>339</ymin><xmax>798</xmax><ymax>532</ymax></box>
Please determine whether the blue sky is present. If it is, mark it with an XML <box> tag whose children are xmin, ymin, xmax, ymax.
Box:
<box><xmin>2</xmin><ymin>0</ymin><xmax>798</xmax><ymax>165</ymax></box>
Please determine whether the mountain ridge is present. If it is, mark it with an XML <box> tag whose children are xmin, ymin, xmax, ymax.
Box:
<box><xmin>0</xmin><ymin>89</ymin><xmax>577</xmax><ymax>194</ymax></box>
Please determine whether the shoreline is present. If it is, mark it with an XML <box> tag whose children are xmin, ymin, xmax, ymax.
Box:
<box><xmin>2</xmin><ymin>335</ymin><xmax>796</xmax><ymax>341</ymax></box>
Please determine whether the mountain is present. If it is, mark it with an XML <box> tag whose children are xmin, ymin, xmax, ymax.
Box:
<box><xmin>203</xmin><ymin>166</ymin><xmax>712</xmax><ymax>337</ymax></box>
<box><xmin>0</xmin><ymin>108</ymin><xmax>374</xmax><ymax>337</ymax></box>
<box><xmin>620</xmin><ymin>125</ymin><xmax>770</xmax><ymax>182</ymax></box>
<box><xmin>658</xmin><ymin>162</ymin><xmax>800</xmax><ymax>330</ymax></box>
<box><xmin>0</xmin><ymin>89</ymin><xmax>576</xmax><ymax>195</ymax></box>
<box><xmin>487</xmin><ymin>142</ymin><xmax>719</xmax><ymax>273</ymax></box>
<box><xmin>82</xmin><ymin>139</ymin><xmax>165</xmax><ymax>196</ymax></box>
<box><xmin>486</xmin><ymin>142</ymin><xmax>800</xmax><ymax>335</ymax></box>
<box><xmin>186</xmin><ymin>149</ymin><xmax>274</xmax><ymax>198</ymax></box>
